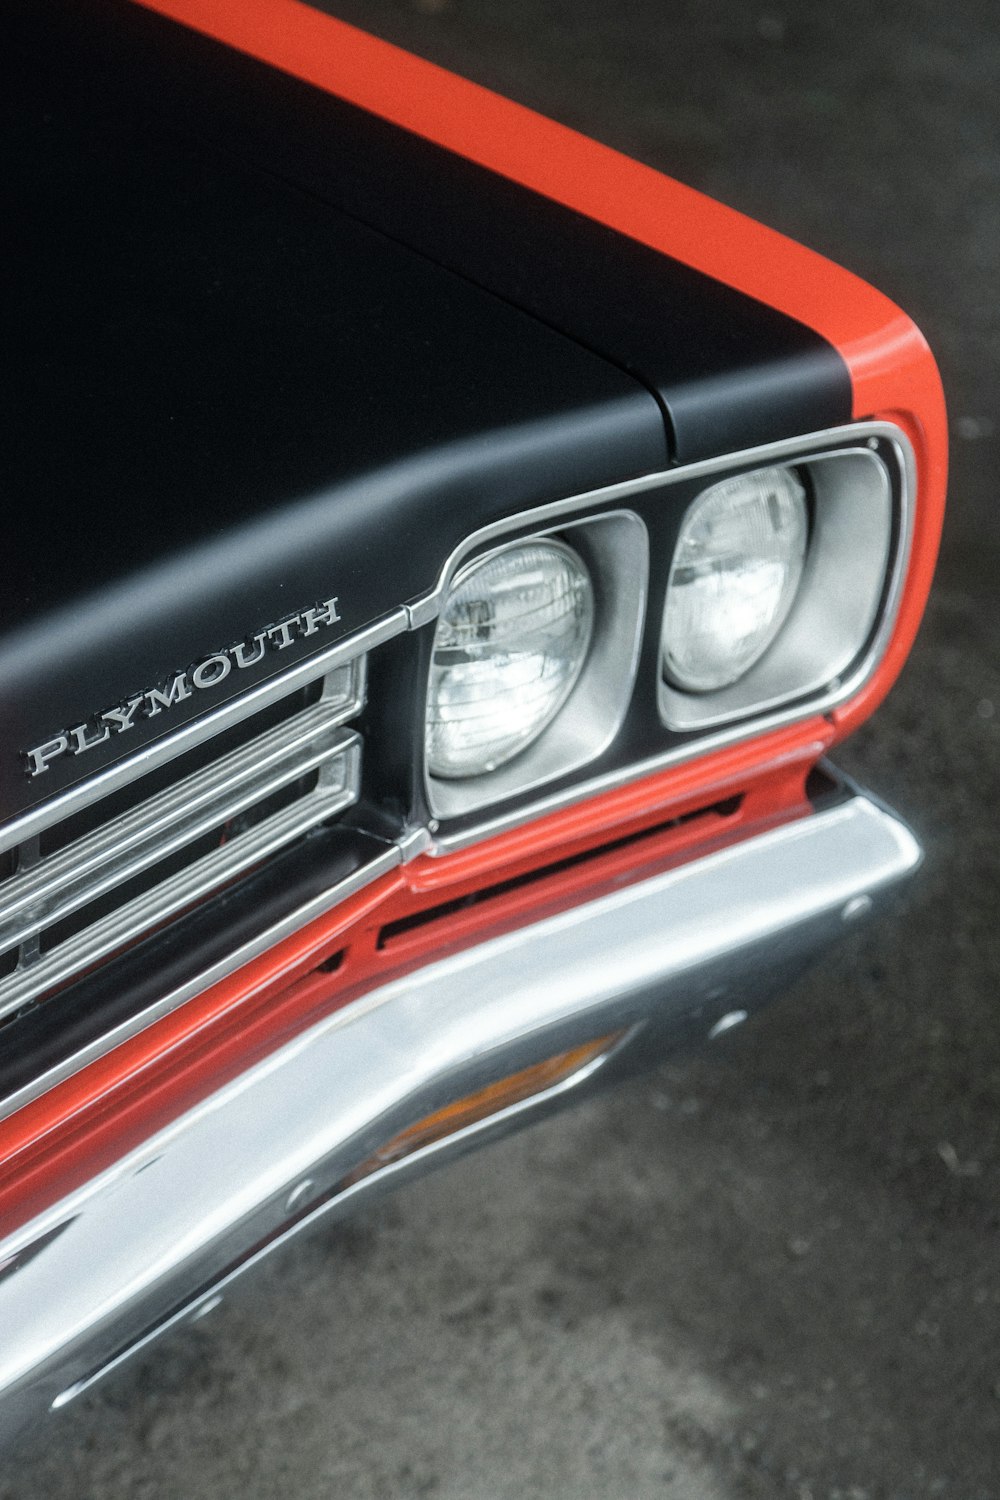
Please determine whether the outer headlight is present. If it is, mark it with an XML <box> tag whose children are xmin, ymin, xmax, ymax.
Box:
<box><xmin>662</xmin><ymin>465</ymin><xmax>809</xmax><ymax>693</ymax></box>
<box><xmin>426</xmin><ymin>539</ymin><xmax>594</xmax><ymax>779</ymax></box>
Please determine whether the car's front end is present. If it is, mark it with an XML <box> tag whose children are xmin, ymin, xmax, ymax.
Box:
<box><xmin>0</xmin><ymin>0</ymin><xmax>946</xmax><ymax>1439</ymax></box>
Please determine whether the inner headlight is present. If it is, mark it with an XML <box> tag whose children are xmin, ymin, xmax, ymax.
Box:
<box><xmin>662</xmin><ymin>465</ymin><xmax>808</xmax><ymax>693</ymax></box>
<box><xmin>426</xmin><ymin>539</ymin><xmax>594</xmax><ymax>779</ymax></box>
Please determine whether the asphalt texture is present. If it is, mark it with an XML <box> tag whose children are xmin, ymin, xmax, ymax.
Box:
<box><xmin>5</xmin><ymin>2</ymin><xmax>1000</xmax><ymax>1497</ymax></box>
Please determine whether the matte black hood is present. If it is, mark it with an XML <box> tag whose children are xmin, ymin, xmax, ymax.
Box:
<box><xmin>2</xmin><ymin>0</ymin><xmax>851</xmax><ymax>830</ymax></box>
<box><xmin>1</xmin><ymin>30</ymin><xmax>667</xmax><ymax>826</ymax></box>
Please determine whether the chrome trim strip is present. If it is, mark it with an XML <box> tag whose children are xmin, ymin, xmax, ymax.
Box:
<box><xmin>422</xmin><ymin>420</ymin><xmax>915</xmax><ymax>850</ymax></box>
<box><xmin>420</xmin><ymin>422</ymin><xmax>912</xmax><ymax>614</ymax></box>
<box><xmin>432</xmin><ymin>735</ymin><xmax>832</xmax><ymax>851</ymax></box>
<box><xmin>0</xmin><ymin>845</ymin><xmax>403</xmax><ymax>1125</ymax></box>
<box><xmin>0</xmin><ymin>792</ymin><xmax>921</xmax><ymax>1440</ymax></box>
<box><xmin>395</xmin><ymin>825</ymin><xmax>435</xmax><ymax>863</ymax></box>
<box><xmin>0</xmin><ymin>681</ymin><xmax>363</xmax><ymax>961</ymax></box>
<box><xmin>0</xmin><ymin>612</ymin><xmax>406</xmax><ymax>860</ymax></box>
<box><xmin>0</xmin><ymin>735</ymin><xmax>361</xmax><ymax>1026</ymax></box>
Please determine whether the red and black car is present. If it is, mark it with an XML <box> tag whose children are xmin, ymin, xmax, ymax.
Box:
<box><xmin>0</xmin><ymin>0</ymin><xmax>946</xmax><ymax>1438</ymax></box>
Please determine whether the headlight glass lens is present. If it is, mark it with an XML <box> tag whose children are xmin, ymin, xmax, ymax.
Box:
<box><xmin>426</xmin><ymin>540</ymin><xmax>594</xmax><ymax>779</ymax></box>
<box><xmin>662</xmin><ymin>465</ymin><xmax>808</xmax><ymax>693</ymax></box>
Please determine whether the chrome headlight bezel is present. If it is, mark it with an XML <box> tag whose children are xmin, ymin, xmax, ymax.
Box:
<box><xmin>421</xmin><ymin>422</ymin><xmax>913</xmax><ymax>852</ymax></box>
<box><xmin>658</xmin><ymin>447</ymin><xmax>896</xmax><ymax>734</ymax></box>
<box><xmin>424</xmin><ymin>511</ymin><xmax>649</xmax><ymax>822</ymax></box>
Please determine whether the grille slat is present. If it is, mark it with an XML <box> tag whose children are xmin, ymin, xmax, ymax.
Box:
<box><xmin>0</xmin><ymin>658</ymin><xmax>366</xmax><ymax>1026</ymax></box>
<box><xmin>0</xmin><ymin>703</ymin><xmax>360</xmax><ymax>959</ymax></box>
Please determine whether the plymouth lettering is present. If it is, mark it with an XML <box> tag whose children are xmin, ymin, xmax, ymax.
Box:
<box><xmin>22</xmin><ymin>596</ymin><xmax>341</xmax><ymax>777</ymax></box>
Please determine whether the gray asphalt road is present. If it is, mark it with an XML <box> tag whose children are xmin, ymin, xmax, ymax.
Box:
<box><xmin>5</xmin><ymin>2</ymin><xmax>999</xmax><ymax>1497</ymax></box>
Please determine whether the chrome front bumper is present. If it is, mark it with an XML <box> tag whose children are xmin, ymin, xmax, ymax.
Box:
<box><xmin>0</xmin><ymin>790</ymin><xmax>920</xmax><ymax>1442</ymax></box>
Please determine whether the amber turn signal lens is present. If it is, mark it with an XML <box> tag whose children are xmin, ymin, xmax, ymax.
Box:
<box><xmin>344</xmin><ymin>1032</ymin><xmax>623</xmax><ymax>1187</ymax></box>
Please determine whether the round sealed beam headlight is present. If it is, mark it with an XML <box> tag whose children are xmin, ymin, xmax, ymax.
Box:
<box><xmin>662</xmin><ymin>465</ymin><xmax>808</xmax><ymax>693</ymax></box>
<box><xmin>426</xmin><ymin>539</ymin><xmax>595</xmax><ymax>779</ymax></box>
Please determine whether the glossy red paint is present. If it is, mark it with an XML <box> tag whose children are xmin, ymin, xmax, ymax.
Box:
<box><xmin>0</xmin><ymin>747</ymin><xmax>816</xmax><ymax>1232</ymax></box>
<box><xmin>0</xmin><ymin>0</ymin><xmax>947</xmax><ymax>1228</ymax></box>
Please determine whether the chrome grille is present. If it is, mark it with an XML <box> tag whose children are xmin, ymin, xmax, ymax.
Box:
<box><xmin>0</xmin><ymin>658</ymin><xmax>365</xmax><ymax>1024</ymax></box>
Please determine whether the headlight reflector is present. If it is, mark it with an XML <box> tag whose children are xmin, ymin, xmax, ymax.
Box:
<box><xmin>426</xmin><ymin>540</ymin><xmax>594</xmax><ymax>779</ymax></box>
<box><xmin>662</xmin><ymin>465</ymin><xmax>808</xmax><ymax>693</ymax></box>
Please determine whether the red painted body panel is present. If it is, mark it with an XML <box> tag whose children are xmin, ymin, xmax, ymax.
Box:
<box><xmin>0</xmin><ymin>748</ymin><xmax>816</xmax><ymax>1231</ymax></box>
<box><xmin>0</xmin><ymin>0</ymin><xmax>947</xmax><ymax>1233</ymax></box>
